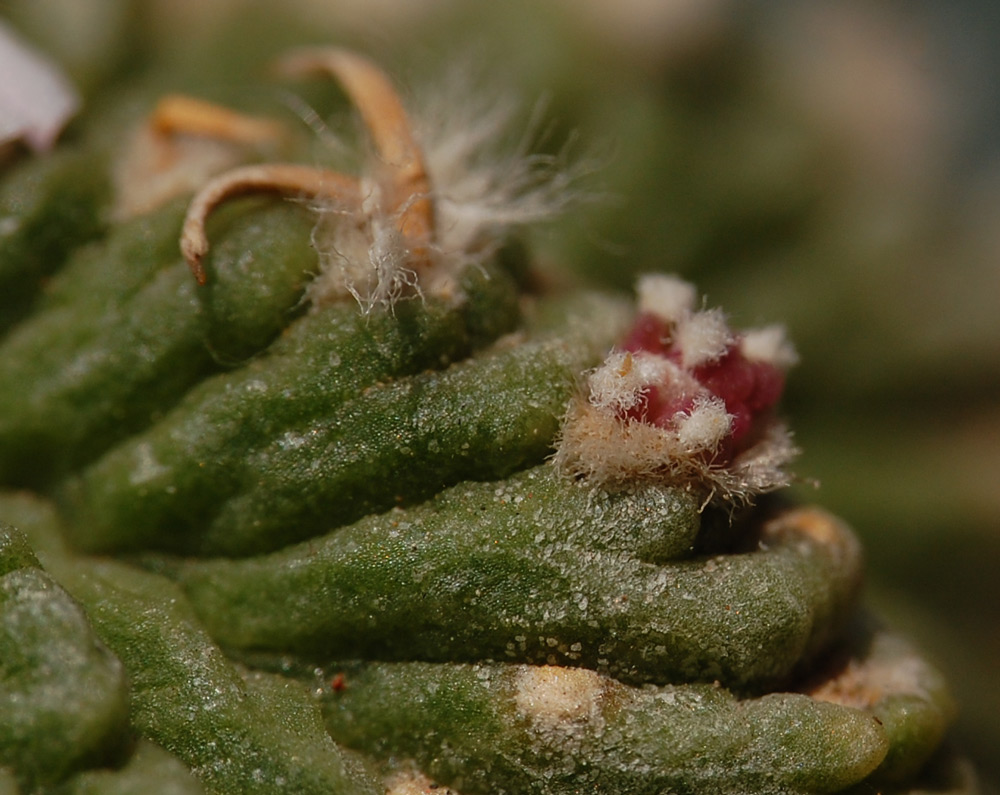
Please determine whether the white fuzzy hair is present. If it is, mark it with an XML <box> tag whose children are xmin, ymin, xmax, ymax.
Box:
<box><xmin>674</xmin><ymin>307</ymin><xmax>732</xmax><ymax>368</ymax></box>
<box><xmin>306</xmin><ymin>69</ymin><xmax>591</xmax><ymax>312</ymax></box>
<box><xmin>741</xmin><ymin>324</ymin><xmax>799</xmax><ymax>368</ymax></box>
<box><xmin>307</xmin><ymin>178</ymin><xmax>422</xmax><ymax>312</ymax></box>
<box><xmin>636</xmin><ymin>273</ymin><xmax>697</xmax><ymax>323</ymax></box>
<box><xmin>587</xmin><ymin>351</ymin><xmax>677</xmax><ymax>414</ymax></box>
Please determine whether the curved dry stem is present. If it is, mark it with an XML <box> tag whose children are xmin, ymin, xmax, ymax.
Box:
<box><xmin>272</xmin><ymin>47</ymin><xmax>435</xmax><ymax>267</ymax></box>
<box><xmin>181</xmin><ymin>163</ymin><xmax>361</xmax><ymax>284</ymax></box>
<box><xmin>151</xmin><ymin>94</ymin><xmax>288</xmax><ymax>147</ymax></box>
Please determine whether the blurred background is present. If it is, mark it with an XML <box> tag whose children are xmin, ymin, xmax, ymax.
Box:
<box><xmin>3</xmin><ymin>0</ymin><xmax>998</xmax><ymax>789</ymax></box>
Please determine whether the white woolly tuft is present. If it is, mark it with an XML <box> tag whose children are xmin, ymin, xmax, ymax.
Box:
<box><xmin>307</xmin><ymin>174</ymin><xmax>434</xmax><ymax>313</ymax></box>
<box><xmin>308</xmin><ymin>68</ymin><xmax>594</xmax><ymax>311</ymax></box>
<box><xmin>421</xmin><ymin>93</ymin><xmax>592</xmax><ymax>265</ymax></box>
<box><xmin>360</xmin><ymin>213</ymin><xmax>420</xmax><ymax>308</ymax></box>
<box><xmin>741</xmin><ymin>324</ymin><xmax>799</xmax><ymax>368</ymax></box>
<box><xmin>513</xmin><ymin>665</ymin><xmax>604</xmax><ymax>731</ymax></box>
<box><xmin>306</xmin><ymin>177</ymin><xmax>411</xmax><ymax>311</ymax></box>
<box><xmin>383</xmin><ymin>767</ymin><xmax>459</xmax><ymax>795</ymax></box>
<box><xmin>674</xmin><ymin>307</ymin><xmax>732</xmax><ymax>368</ymax></box>
<box><xmin>636</xmin><ymin>274</ymin><xmax>697</xmax><ymax>323</ymax></box>
<box><xmin>726</xmin><ymin>422</ymin><xmax>799</xmax><ymax>495</ymax></box>
<box><xmin>675</xmin><ymin>396</ymin><xmax>732</xmax><ymax>452</ymax></box>
<box><xmin>587</xmin><ymin>351</ymin><xmax>674</xmax><ymax>414</ymax></box>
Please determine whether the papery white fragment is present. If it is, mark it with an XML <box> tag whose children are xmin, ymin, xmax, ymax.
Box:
<box><xmin>0</xmin><ymin>20</ymin><xmax>80</xmax><ymax>153</ymax></box>
<box><xmin>513</xmin><ymin>665</ymin><xmax>604</xmax><ymax>732</ymax></box>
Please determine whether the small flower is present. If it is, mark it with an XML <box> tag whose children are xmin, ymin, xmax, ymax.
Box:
<box><xmin>554</xmin><ymin>274</ymin><xmax>799</xmax><ymax>504</ymax></box>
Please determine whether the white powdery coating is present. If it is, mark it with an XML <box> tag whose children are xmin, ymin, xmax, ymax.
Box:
<box><xmin>675</xmin><ymin>396</ymin><xmax>732</xmax><ymax>451</ymax></box>
<box><xmin>674</xmin><ymin>307</ymin><xmax>732</xmax><ymax>368</ymax></box>
<box><xmin>636</xmin><ymin>273</ymin><xmax>697</xmax><ymax>323</ymax></box>
<box><xmin>587</xmin><ymin>351</ymin><xmax>675</xmax><ymax>414</ymax></box>
<box><xmin>741</xmin><ymin>324</ymin><xmax>799</xmax><ymax>368</ymax></box>
<box><xmin>513</xmin><ymin>666</ymin><xmax>604</xmax><ymax>732</ymax></box>
<box><xmin>0</xmin><ymin>20</ymin><xmax>80</xmax><ymax>152</ymax></box>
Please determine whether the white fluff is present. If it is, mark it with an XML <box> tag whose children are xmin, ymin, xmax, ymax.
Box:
<box><xmin>741</xmin><ymin>324</ymin><xmax>799</xmax><ymax>368</ymax></box>
<box><xmin>636</xmin><ymin>273</ymin><xmax>697</xmax><ymax>323</ymax></box>
<box><xmin>675</xmin><ymin>396</ymin><xmax>732</xmax><ymax>452</ymax></box>
<box><xmin>308</xmin><ymin>71</ymin><xmax>593</xmax><ymax>311</ymax></box>
<box><xmin>674</xmin><ymin>307</ymin><xmax>732</xmax><ymax>368</ymax></box>
<box><xmin>587</xmin><ymin>351</ymin><xmax>674</xmax><ymax>414</ymax></box>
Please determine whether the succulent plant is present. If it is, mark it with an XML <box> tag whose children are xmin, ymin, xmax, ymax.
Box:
<box><xmin>0</xmin><ymin>22</ymin><xmax>983</xmax><ymax>795</ymax></box>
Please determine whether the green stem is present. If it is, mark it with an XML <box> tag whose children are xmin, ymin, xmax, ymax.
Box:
<box><xmin>0</xmin><ymin>197</ymin><xmax>316</xmax><ymax>487</ymax></box>
<box><xmin>177</xmin><ymin>477</ymin><xmax>861</xmax><ymax>690</ymax></box>
<box><xmin>317</xmin><ymin>659</ymin><xmax>887</xmax><ymax>795</ymax></box>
